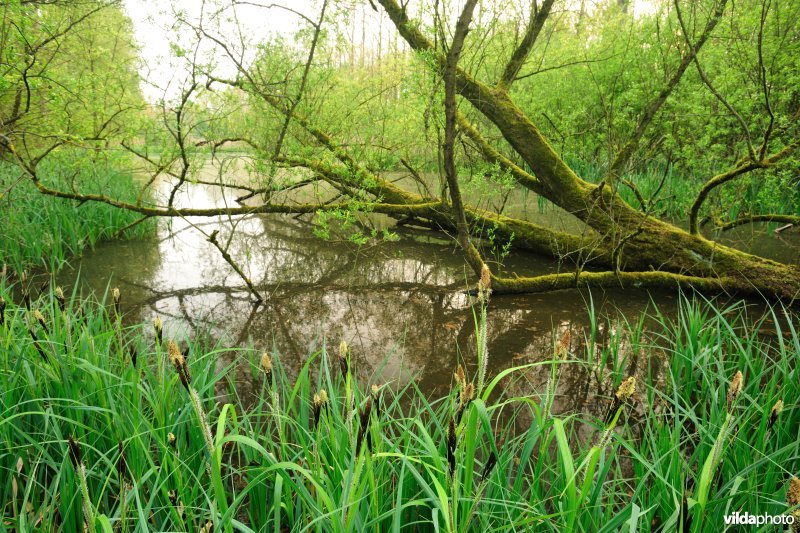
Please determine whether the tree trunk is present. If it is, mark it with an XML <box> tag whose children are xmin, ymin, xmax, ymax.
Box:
<box><xmin>377</xmin><ymin>0</ymin><xmax>800</xmax><ymax>300</ymax></box>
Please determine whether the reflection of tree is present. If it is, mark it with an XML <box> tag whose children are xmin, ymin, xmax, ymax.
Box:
<box><xmin>60</xmin><ymin>181</ymin><xmax>678</xmax><ymax>418</ymax></box>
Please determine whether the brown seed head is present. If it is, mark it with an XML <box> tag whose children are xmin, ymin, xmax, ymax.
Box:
<box><xmin>338</xmin><ymin>340</ymin><xmax>349</xmax><ymax>377</ymax></box>
<box><xmin>447</xmin><ymin>418</ymin><xmax>457</xmax><ymax>476</ymax></box>
<box><xmin>314</xmin><ymin>390</ymin><xmax>329</xmax><ymax>407</ymax></box>
<box><xmin>615</xmin><ymin>377</ymin><xmax>636</xmax><ymax>402</ymax></box>
<box><xmin>454</xmin><ymin>365</ymin><xmax>466</xmax><ymax>387</ymax></box>
<box><xmin>167</xmin><ymin>432</ymin><xmax>177</xmax><ymax>447</ymax></box>
<box><xmin>479</xmin><ymin>264</ymin><xmax>491</xmax><ymax>292</ymax></box>
<box><xmin>117</xmin><ymin>442</ymin><xmax>128</xmax><ymax>479</ymax></box>
<box><xmin>153</xmin><ymin>316</ymin><xmax>163</xmax><ymax>342</ymax></box>
<box><xmin>556</xmin><ymin>329</ymin><xmax>572</xmax><ymax>357</ymax></box>
<box><xmin>260</xmin><ymin>352</ymin><xmax>272</xmax><ymax>373</ymax></box>
<box><xmin>112</xmin><ymin>287</ymin><xmax>120</xmax><ymax>304</ymax></box>
<box><xmin>67</xmin><ymin>435</ymin><xmax>82</xmax><ymax>468</ymax></box>
<box><xmin>771</xmin><ymin>399</ymin><xmax>784</xmax><ymax>418</ymax></box>
<box><xmin>167</xmin><ymin>341</ymin><xmax>191</xmax><ymax>390</ymax></box>
<box><xmin>355</xmin><ymin>398</ymin><xmax>374</xmax><ymax>454</ymax></box>
<box><xmin>788</xmin><ymin>477</ymin><xmax>800</xmax><ymax>507</ymax></box>
<box><xmin>460</xmin><ymin>382</ymin><xmax>475</xmax><ymax>406</ymax></box>
<box><xmin>54</xmin><ymin>287</ymin><xmax>66</xmax><ymax>311</ymax></box>
<box><xmin>727</xmin><ymin>370</ymin><xmax>743</xmax><ymax>412</ymax></box>
<box><xmin>769</xmin><ymin>399</ymin><xmax>784</xmax><ymax>429</ymax></box>
<box><xmin>167</xmin><ymin>341</ymin><xmax>184</xmax><ymax>367</ymax></box>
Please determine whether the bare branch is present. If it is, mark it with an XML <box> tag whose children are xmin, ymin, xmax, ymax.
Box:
<box><xmin>757</xmin><ymin>0</ymin><xmax>775</xmax><ymax>159</ymax></box>
<box><xmin>272</xmin><ymin>0</ymin><xmax>328</xmax><ymax>158</ymax></box>
<box><xmin>674</xmin><ymin>0</ymin><xmax>755</xmax><ymax>161</ymax></box>
<box><xmin>688</xmin><ymin>137</ymin><xmax>800</xmax><ymax>234</ymax></box>
<box><xmin>442</xmin><ymin>0</ymin><xmax>484</xmax><ymax>277</ymax></box>
<box><xmin>208</xmin><ymin>229</ymin><xmax>263</xmax><ymax>303</ymax></box>
<box><xmin>605</xmin><ymin>0</ymin><xmax>729</xmax><ymax>183</ymax></box>
<box><xmin>497</xmin><ymin>0</ymin><xmax>555</xmax><ymax>90</ymax></box>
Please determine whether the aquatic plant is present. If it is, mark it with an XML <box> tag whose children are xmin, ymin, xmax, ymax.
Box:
<box><xmin>0</xmin><ymin>287</ymin><xmax>798</xmax><ymax>531</ymax></box>
<box><xmin>0</xmin><ymin>158</ymin><xmax>153</xmax><ymax>273</ymax></box>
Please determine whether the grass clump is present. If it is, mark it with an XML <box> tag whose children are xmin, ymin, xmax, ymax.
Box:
<box><xmin>0</xmin><ymin>155</ymin><xmax>153</xmax><ymax>273</ymax></box>
<box><xmin>0</xmin><ymin>286</ymin><xmax>798</xmax><ymax>531</ymax></box>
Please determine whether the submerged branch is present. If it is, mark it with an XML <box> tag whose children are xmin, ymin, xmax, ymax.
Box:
<box><xmin>207</xmin><ymin>230</ymin><xmax>264</xmax><ymax>304</ymax></box>
<box><xmin>491</xmin><ymin>270</ymin><xmax>760</xmax><ymax>297</ymax></box>
<box><xmin>717</xmin><ymin>214</ymin><xmax>800</xmax><ymax>232</ymax></box>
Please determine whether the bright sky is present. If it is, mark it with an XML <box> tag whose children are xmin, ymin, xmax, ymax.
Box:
<box><xmin>123</xmin><ymin>0</ymin><xmax>660</xmax><ymax>101</ymax></box>
<box><xmin>123</xmin><ymin>0</ymin><xmax>324</xmax><ymax>100</ymax></box>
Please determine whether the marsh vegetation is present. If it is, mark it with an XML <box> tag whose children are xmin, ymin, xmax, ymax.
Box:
<box><xmin>1</xmin><ymin>0</ymin><xmax>799</xmax><ymax>530</ymax></box>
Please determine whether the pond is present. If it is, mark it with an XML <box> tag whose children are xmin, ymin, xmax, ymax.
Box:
<box><xmin>58</xmin><ymin>161</ymin><xmax>800</xmax><ymax>417</ymax></box>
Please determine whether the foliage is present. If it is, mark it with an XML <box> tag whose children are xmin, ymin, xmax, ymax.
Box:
<box><xmin>0</xmin><ymin>0</ymin><xmax>145</xmax><ymax>149</ymax></box>
<box><xmin>0</xmin><ymin>154</ymin><xmax>153</xmax><ymax>273</ymax></box>
<box><xmin>241</xmin><ymin>0</ymin><xmax>800</xmax><ymax>221</ymax></box>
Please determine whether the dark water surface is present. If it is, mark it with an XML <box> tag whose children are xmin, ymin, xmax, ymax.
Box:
<box><xmin>58</xmin><ymin>169</ymin><xmax>800</xmax><ymax>416</ymax></box>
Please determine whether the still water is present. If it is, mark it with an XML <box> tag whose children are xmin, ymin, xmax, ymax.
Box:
<box><xmin>59</xmin><ymin>165</ymin><xmax>799</xmax><ymax>417</ymax></box>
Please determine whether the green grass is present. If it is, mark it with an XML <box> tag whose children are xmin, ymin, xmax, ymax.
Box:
<box><xmin>529</xmin><ymin>156</ymin><xmax>800</xmax><ymax>223</ymax></box>
<box><xmin>0</xmin><ymin>286</ymin><xmax>798</xmax><ymax>531</ymax></box>
<box><xmin>0</xmin><ymin>156</ymin><xmax>153</xmax><ymax>274</ymax></box>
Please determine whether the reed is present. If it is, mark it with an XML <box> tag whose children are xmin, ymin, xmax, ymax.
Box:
<box><xmin>0</xmin><ymin>287</ymin><xmax>798</xmax><ymax>531</ymax></box>
<box><xmin>0</xmin><ymin>157</ymin><xmax>153</xmax><ymax>273</ymax></box>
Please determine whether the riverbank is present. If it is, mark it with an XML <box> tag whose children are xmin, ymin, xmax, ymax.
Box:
<box><xmin>0</xmin><ymin>287</ymin><xmax>797</xmax><ymax>531</ymax></box>
<box><xmin>0</xmin><ymin>158</ymin><xmax>153</xmax><ymax>275</ymax></box>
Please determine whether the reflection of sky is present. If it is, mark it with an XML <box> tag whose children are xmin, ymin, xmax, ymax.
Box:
<box><xmin>59</xmin><ymin>169</ymin><xmax>682</xmax><ymax>418</ymax></box>
<box><xmin>60</xmin><ymin>162</ymin><xmax>792</xmax><ymax>419</ymax></box>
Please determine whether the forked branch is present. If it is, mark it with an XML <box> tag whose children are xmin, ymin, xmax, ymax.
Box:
<box><xmin>496</xmin><ymin>0</ymin><xmax>555</xmax><ymax>91</ymax></box>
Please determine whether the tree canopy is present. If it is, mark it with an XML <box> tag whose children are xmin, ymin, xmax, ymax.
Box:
<box><xmin>1</xmin><ymin>0</ymin><xmax>798</xmax><ymax>299</ymax></box>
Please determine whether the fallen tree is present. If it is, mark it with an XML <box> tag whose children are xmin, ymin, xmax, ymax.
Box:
<box><xmin>2</xmin><ymin>0</ymin><xmax>798</xmax><ymax>301</ymax></box>
<box><xmin>373</xmin><ymin>0</ymin><xmax>800</xmax><ymax>299</ymax></box>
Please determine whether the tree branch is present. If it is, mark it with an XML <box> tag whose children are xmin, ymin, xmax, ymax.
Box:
<box><xmin>688</xmin><ymin>137</ymin><xmax>800</xmax><ymax>234</ymax></box>
<box><xmin>491</xmin><ymin>270</ymin><xmax>761</xmax><ymax>296</ymax></box>
<box><xmin>272</xmin><ymin>0</ymin><xmax>328</xmax><ymax>158</ymax></box>
<box><xmin>456</xmin><ymin>112</ymin><xmax>544</xmax><ymax>195</ymax></box>
<box><xmin>674</xmin><ymin>0</ymin><xmax>755</xmax><ymax>161</ymax></box>
<box><xmin>717</xmin><ymin>214</ymin><xmax>799</xmax><ymax>231</ymax></box>
<box><xmin>442</xmin><ymin>0</ymin><xmax>484</xmax><ymax>278</ymax></box>
<box><xmin>605</xmin><ymin>0</ymin><xmax>729</xmax><ymax>183</ymax></box>
<box><xmin>208</xmin><ymin>229</ymin><xmax>263</xmax><ymax>303</ymax></box>
<box><xmin>497</xmin><ymin>0</ymin><xmax>555</xmax><ymax>91</ymax></box>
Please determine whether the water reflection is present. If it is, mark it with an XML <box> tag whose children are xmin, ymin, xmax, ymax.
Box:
<box><xmin>59</xmin><ymin>169</ymin><xmax>796</xmax><ymax>418</ymax></box>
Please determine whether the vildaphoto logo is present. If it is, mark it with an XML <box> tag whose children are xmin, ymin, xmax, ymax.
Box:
<box><xmin>723</xmin><ymin>512</ymin><xmax>795</xmax><ymax>526</ymax></box>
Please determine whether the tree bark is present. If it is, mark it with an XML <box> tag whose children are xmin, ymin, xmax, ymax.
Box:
<box><xmin>376</xmin><ymin>0</ymin><xmax>800</xmax><ymax>300</ymax></box>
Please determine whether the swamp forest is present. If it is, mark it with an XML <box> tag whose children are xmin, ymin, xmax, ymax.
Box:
<box><xmin>1</xmin><ymin>0</ymin><xmax>800</xmax><ymax>530</ymax></box>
